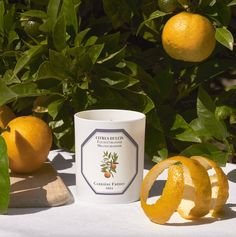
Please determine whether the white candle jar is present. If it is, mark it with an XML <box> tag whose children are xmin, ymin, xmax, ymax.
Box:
<box><xmin>74</xmin><ymin>109</ymin><xmax>146</xmax><ymax>204</ymax></box>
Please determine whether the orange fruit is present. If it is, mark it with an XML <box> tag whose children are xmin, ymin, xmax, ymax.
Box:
<box><xmin>2</xmin><ymin>116</ymin><xmax>52</xmax><ymax>174</ymax></box>
<box><xmin>0</xmin><ymin>105</ymin><xmax>15</xmax><ymax>129</ymax></box>
<box><xmin>104</xmin><ymin>172</ymin><xmax>111</xmax><ymax>178</ymax></box>
<box><xmin>162</xmin><ymin>12</ymin><xmax>216</xmax><ymax>62</ymax></box>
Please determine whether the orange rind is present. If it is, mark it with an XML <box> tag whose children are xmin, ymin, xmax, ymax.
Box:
<box><xmin>169</xmin><ymin>156</ymin><xmax>212</xmax><ymax>220</ymax></box>
<box><xmin>141</xmin><ymin>156</ymin><xmax>229</xmax><ymax>224</ymax></box>
<box><xmin>191</xmin><ymin>156</ymin><xmax>229</xmax><ymax>216</ymax></box>
<box><xmin>141</xmin><ymin>159</ymin><xmax>184</xmax><ymax>224</ymax></box>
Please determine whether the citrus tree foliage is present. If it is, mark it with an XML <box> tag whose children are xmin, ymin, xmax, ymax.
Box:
<box><xmin>0</xmin><ymin>136</ymin><xmax>10</xmax><ymax>214</ymax></box>
<box><xmin>0</xmin><ymin>0</ymin><xmax>235</xmax><ymax>165</ymax></box>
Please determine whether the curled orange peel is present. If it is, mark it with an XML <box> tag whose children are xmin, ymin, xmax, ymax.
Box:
<box><xmin>191</xmin><ymin>156</ymin><xmax>229</xmax><ymax>216</ymax></box>
<box><xmin>141</xmin><ymin>158</ymin><xmax>184</xmax><ymax>224</ymax></box>
<box><xmin>141</xmin><ymin>156</ymin><xmax>228</xmax><ymax>224</ymax></box>
<box><xmin>171</xmin><ymin>156</ymin><xmax>212</xmax><ymax>220</ymax></box>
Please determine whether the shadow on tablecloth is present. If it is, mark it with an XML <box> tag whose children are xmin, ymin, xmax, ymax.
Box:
<box><xmin>227</xmin><ymin>169</ymin><xmax>236</xmax><ymax>183</ymax></box>
<box><xmin>50</xmin><ymin>152</ymin><xmax>76</xmax><ymax>187</ymax></box>
<box><xmin>7</xmin><ymin>207</ymin><xmax>51</xmax><ymax>215</ymax></box>
<box><xmin>51</xmin><ymin>153</ymin><xmax>75</xmax><ymax>171</ymax></box>
<box><xmin>165</xmin><ymin>203</ymin><xmax>236</xmax><ymax>226</ymax></box>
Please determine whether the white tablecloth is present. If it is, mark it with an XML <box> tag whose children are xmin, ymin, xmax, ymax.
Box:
<box><xmin>0</xmin><ymin>150</ymin><xmax>236</xmax><ymax>237</ymax></box>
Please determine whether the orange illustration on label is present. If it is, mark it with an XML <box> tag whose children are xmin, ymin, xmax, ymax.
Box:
<box><xmin>100</xmin><ymin>151</ymin><xmax>119</xmax><ymax>178</ymax></box>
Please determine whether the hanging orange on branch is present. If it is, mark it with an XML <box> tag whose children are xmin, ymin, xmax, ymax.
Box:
<box><xmin>162</xmin><ymin>12</ymin><xmax>216</xmax><ymax>62</ymax></box>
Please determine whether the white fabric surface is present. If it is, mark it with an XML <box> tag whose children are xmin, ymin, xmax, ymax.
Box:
<box><xmin>0</xmin><ymin>150</ymin><xmax>236</xmax><ymax>237</ymax></box>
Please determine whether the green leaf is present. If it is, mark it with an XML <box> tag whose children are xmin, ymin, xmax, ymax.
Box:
<box><xmin>145</xmin><ymin>127</ymin><xmax>167</xmax><ymax>162</ymax></box>
<box><xmin>210</xmin><ymin>1</ymin><xmax>231</xmax><ymax>26</ymax></box>
<box><xmin>48</xmin><ymin>50</ymin><xmax>72</xmax><ymax>77</ymax></box>
<box><xmin>53</xmin><ymin>14</ymin><xmax>66</xmax><ymax>51</ymax></box>
<box><xmin>35</xmin><ymin>61</ymin><xmax>65</xmax><ymax>80</ymax></box>
<box><xmin>21</xmin><ymin>10</ymin><xmax>47</xmax><ymax>19</ymax></box>
<box><xmin>123</xmin><ymin>90</ymin><xmax>155</xmax><ymax>114</ymax></box>
<box><xmin>228</xmin><ymin>0</ymin><xmax>236</xmax><ymax>6</ymax></box>
<box><xmin>61</xmin><ymin>0</ymin><xmax>79</xmax><ymax>35</ymax></box>
<box><xmin>154</xmin><ymin>68</ymin><xmax>173</xmax><ymax>102</ymax></box>
<box><xmin>40</xmin><ymin>0</ymin><xmax>61</xmax><ymax>32</ymax></box>
<box><xmin>95</xmin><ymin>66</ymin><xmax>139</xmax><ymax>89</ymax></box>
<box><xmin>49</xmin><ymin>50</ymin><xmax>68</xmax><ymax>67</ymax></box>
<box><xmin>13</xmin><ymin>45</ymin><xmax>44</xmax><ymax>76</ymax></box>
<box><xmin>30</xmin><ymin>0</ymin><xmax>51</xmax><ymax>6</ymax></box>
<box><xmin>0</xmin><ymin>136</ymin><xmax>10</xmax><ymax>214</ymax></box>
<box><xmin>230</xmin><ymin>114</ymin><xmax>236</xmax><ymax>124</ymax></box>
<box><xmin>0</xmin><ymin>80</ymin><xmax>52</xmax><ymax>107</ymax></box>
<box><xmin>0</xmin><ymin>80</ymin><xmax>17</xmax><ymax>106</ymax></box>
<box><xmin>125</xmin><ymin>61</ymin><xmax>160</xmax><ymax>93</ymax></box>
<box><xmin>3</xmin><ymin>70</ymin><xmax>21</xmax><ymax>85</ymax></box>
<box><xmin>198</xmin><ymin>87</ymin><xmax>215</xmax><ymax>112</ymax></box>
<box><xmin>97</xmin><ymin>46</ymin><xmax>126</xmax><ymax>67</ymax></box>
<box><xmin>193</xmin><ymin>59</ymin><xmax>236</xmax><ymax>84</ymax></box>
<box><xmin>147</xmin><ymin>110</ymin><xmax>162</xmax><ymax>132</ymax></box>
<box><xmin>126</xmin><ymin>0</ymin><xmax>142</xmax><ymax>12</ymax></box>
<box><xmin>137</xmin><ymin>10</ymin><xmax>168</xmax><ymax>35</ymax></box>
<box><xmin>49</xmin><ymin>117</ymin><xmax>74</xmax><ymax>151</ymax></box>
<box><xmin>103</xmin><ymin>0</ymin><xmax>132</xmax><ymax>28</ymax></box>
<box><xmin>170</xmin><ymin>114</ymin><xmax>202</xmax><ymax>143</ymax></box>
<box><xmin>11</xmin><ymin>82</ymin><xmax>48</xmax><ymax>97</ymax></box>
<box><xmin>197</xmin><ymin>87</ymin><xmax>228</xmax><ymax>141</ymax></box>
<box><xmin>3</xmin><ymin>4</ymin><xmax>15</xmax><ymax>34</ymax></box>
<box><xmin>215</xmin><ymin>105</ymin><xmax>236</xmax><ymax>120</ymax></box>
<box><xmin>190</xmin><ymin>118</ymin><xmax>213</xmax><ymax>140</ymax></box>
<box><xmin>146</xmin><ymin>9</ymin><xmax>168</xmax><ymax>20</ymax></box>
<box><xmin>47</xmin><ymin>0</ymin><xmax>61</xmax><ymax>22</ymax></box>
<box><xmin>198</xmin><ymin>0</ymin><xmax>213</xmax><ymax>7</ymax></box>
<box><xmin>7</xmin><ymin>30</ymin><xmax>18</xmax><ymax>48</ymax></box>
<box><xmin>180</xmin><ymin>143</ymin><xmax>228</xmax><ymax>166</ymax></box>
<box><xmin>74</xmin><ymin>28</ymin><xmax>91</xmax><ymax>46</ymax></box>
<box><xmin>88</xmin><ymin>44</ymin><xmax>104</xmax><ymax>64</ymax></box>
<box><xmin>0</xmin><ymin>1</ymin><xmax>4</xmax><ymax>37</ymax></box>
<box><xmin>71</xmin><ymin>86</ymin><xmax>88</xmax><ymax>111</ymax></box>
<box><xmin>77</xmin><ymin>54</ymin><xmax>93</xmax><ymax>72</ymax></box>
<box><xmin>84</xmin><ymin>36</ymin><xmax>98</xmax><ymax>47</ymax></box>
<box><xmin>97</xmin><ymin>32</ymin><xmax>120</xmax><ymax>53</ymax></box>
<box><xmin>48</xmin><ymin>99</ymin><xmax>65</xmax><ymax>119</ymax></box>
<box><xmin>215</xmin><ymin>27</ymin><xmax>234</xmax><ymax>51</ymax></box>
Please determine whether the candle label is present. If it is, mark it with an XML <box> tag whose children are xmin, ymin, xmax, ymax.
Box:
<box><xmin>81</xmin><ymin>129</ymin><xmax>138</xmax><ymax>195</ymax></box>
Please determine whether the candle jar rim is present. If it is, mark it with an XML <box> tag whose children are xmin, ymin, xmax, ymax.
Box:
<box><xmin>74</xmin><ymin>109</ymin><xmax>145</xmax><ymax>123</ymax></box>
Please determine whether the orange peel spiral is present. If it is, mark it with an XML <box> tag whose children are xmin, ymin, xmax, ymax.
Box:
<box><xmin>140</xmin><ymin>156</ymin><xmax>229</xmax><ymax>224</ymax></box>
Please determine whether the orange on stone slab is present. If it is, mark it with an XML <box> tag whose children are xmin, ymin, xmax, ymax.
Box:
<box><xmin>2</xmin><ymin>116</ymin><xmax>52</xmax><ymax>174</ymax></box>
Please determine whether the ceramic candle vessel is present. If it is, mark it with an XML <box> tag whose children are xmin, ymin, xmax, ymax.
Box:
<box><xmin>74</xmin><ymin>109</ymin><xmax>146</xmax><ymax>204</ymax></box>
